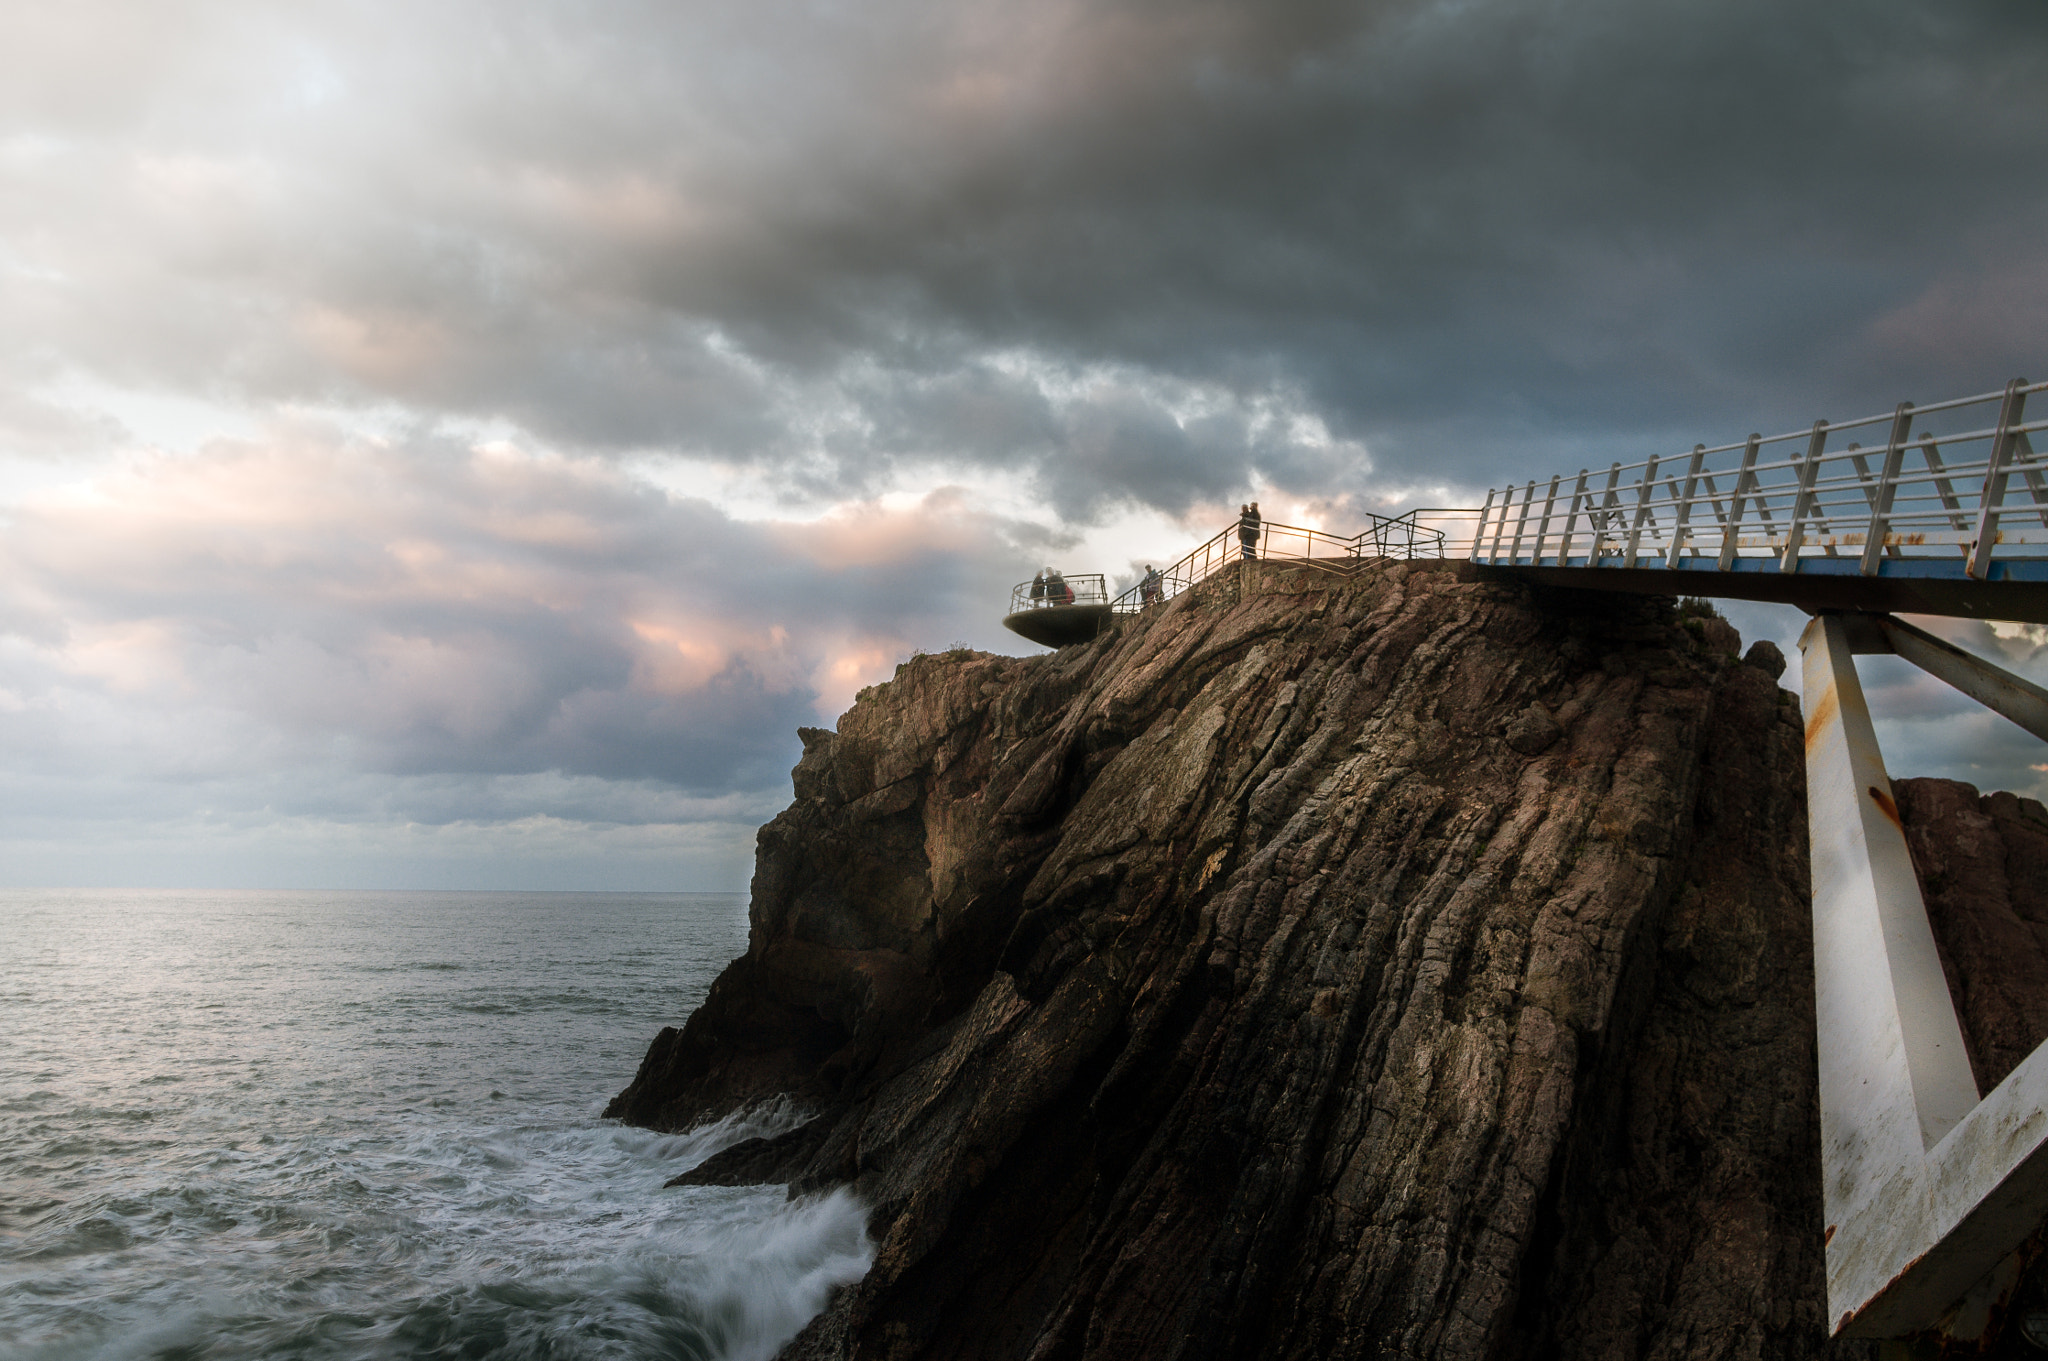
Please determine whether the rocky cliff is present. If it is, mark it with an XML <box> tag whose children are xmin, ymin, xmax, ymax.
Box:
<box><xmin>1895</xmin><ymin>776</ymin><xmax>2048</xmax><ymax>1095</ymax></box>
<box><xmin>608</xmin><ymin>559</ymin><xmax>1852</xmax><ymax>1359</ymax></box>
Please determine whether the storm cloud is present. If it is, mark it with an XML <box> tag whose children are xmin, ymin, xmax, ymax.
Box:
<box><xmin>1</xmin><ymin>0</ymin><xmax>2043</xmax><ymax>885</ymax></box>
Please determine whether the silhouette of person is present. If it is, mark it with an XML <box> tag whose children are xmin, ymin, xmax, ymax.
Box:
<box><xmin>1239</xmin><ymin>502</ymin><xmax>1262</xmax><ymax>560</ymax></box>
<box><xmin>1030</xmin><ymin>570</ymin><xmax>1046</xmax><ymax>603</ymax></box>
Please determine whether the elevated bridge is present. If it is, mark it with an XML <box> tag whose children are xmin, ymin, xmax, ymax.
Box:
<box><xmin>1007</xmin><ymin>376</ymin><xmax>2048</xmax><ymax>1348</ymax></box>
<box><xmin>1452</xmin><ymin>377</ymin><xmax>2048</xmax><ymax>623</ymax></box>
<box><xmin>1009</xmin><ymin>378</ymin><xmax>2048</xmax><ymax>630</ymax></box>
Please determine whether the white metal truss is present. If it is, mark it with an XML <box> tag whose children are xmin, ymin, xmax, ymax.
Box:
<box><xmin>1464</xmin><ymin>380</ymin><xmax>2045</xmax><ymax>573</ymax></box>
<box><xmin>1800</xmin><ymin>611</ymin><xmax>2048</xmax><ymax>1339</ymax></box>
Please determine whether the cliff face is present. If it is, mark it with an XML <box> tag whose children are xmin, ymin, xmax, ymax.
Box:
<box><xmin>608</xmin><ymin>560</ymin><xmax>1845</xmax><ymax>1360</ymax></box>
<box><xmin>1895</xmin><ymin>777</ymin><xmax>2048</xmax><ymax>1094</ymax></box>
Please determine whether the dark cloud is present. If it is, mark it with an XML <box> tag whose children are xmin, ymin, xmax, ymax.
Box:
<box><xmin>7</xmin><ymin>0</ymin><xmax>2042</xmax><ymax>514</ymax></box>
<box><xmin>4</xmin><ymin>0</ymin><xmax>2046</xmax><ymax>885</ymax></box>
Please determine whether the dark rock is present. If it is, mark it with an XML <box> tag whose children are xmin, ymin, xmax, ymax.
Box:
<box><xmin>1895</xmin><ymin>777</ymin><xmax>2048</xmax><ymax>1092</ymax></box>
<box><xmin>1698</xmin><ymin>615</ymin><xmax>1744</xmax><ymax>658</ymax></box>
<box><xmin>667</xmin><ymin>1117</ymin><xmax>832</xmax><ymax>1188</ymax></box>
<box><xmin>1504</xmin><ymin>701</ymin><xmax>1563</xmax><ymax>754</ymax></box>
<box><xmin>1745</xmin><ymin>639</ymin><xmax>1788</xmax><ymax>678</ymax></box>
<box><xmin>612</xmin><ymin>560</ymin><xmax>1847</xmax><ymax>1360</ymax></box>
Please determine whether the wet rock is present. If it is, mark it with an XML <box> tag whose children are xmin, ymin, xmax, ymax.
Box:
<box><xmin>610</xmin><ymin>561</ymin><xmax>1851</xmax><ymax>1360</ymax></box>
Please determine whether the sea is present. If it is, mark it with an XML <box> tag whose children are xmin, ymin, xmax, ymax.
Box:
<box><xmin>0</xmin><ymin>888</ymin><xmax>871</xmax><ymax>1361</ymax></box>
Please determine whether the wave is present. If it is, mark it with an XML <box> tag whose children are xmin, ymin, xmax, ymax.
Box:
<box><xmin>627</xmin><ymin>1098</ymin><xmax>815</xmax><ymax>1174</ymax></box>
<box><xmin>0</xmin><ymin>891</ymin><xmax>850</xmax><ymax>1361</ymax></box>
<box><xmin>10</xmin><ymin>1184</ymin><xmax>871</xmax><ymax>1361</ymax></box>
<box><xmin>6</xmin><ymin>1104</ymin><xmax>866</xmax><ymax>1361</ymax></box>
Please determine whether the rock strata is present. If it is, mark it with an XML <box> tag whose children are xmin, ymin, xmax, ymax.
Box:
<box><xmin>609</xmin><ymin>560</ymin><xmax>1857</xmax><ymax>1359</ymax></box>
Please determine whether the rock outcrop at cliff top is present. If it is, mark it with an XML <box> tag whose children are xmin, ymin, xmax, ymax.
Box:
<box><xmin>608</xmin><ymin>559</ymin><xmax>1854</xmax><ymax>1359</ymax></box>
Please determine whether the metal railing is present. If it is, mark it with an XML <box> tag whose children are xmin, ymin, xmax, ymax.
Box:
<box><xmin>1009</xmin><ymin>573</ymin><xmax>1109</xmax><ymax>613</ymax></box>
<box><xmin>1104</xmin><ymin>510</ymin><xmax>1447</xmax><ymax>614</ymax></box>
<box><xmin>1357</xmin><ymin>510</ymin><xmax>1449</xmax><ymax>560</ymax></box>
<box><xmin>1440</xmin><ymin>378</ymin><xmax>2047</xmax><ymax>578</ymax></box>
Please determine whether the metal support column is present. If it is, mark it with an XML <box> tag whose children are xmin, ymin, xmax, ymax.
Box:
<box><xmin>1802</xmin><ymin>613</ymin><xmax>2048</xmax><ymax>1338</ymax></box>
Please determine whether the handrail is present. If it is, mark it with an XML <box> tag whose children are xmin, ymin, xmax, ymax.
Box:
<box><xmin>1007</xmin><ymin>376</ymin><xmax>2048</xmax><ymax>637</ymax></box>
<box><xmin>1102</xmin><ymin>510</ymin><xmax>1447</xmax><ymax>615</ymax></box>
<box><xmin>1427</xmin><ymin>378</ymin><xmax>2046</xmax><ymax>580</ymax></box>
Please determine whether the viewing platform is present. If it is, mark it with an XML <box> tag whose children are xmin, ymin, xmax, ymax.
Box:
<box><xmin>1002</xmin><ymin>513</ymin><xmax>1446</xmax><ymax>648</ymax></box>
<box><xmin>1003</xmin><ymin>574</ymin><xmax>1115</xmax><ymax>648</ymax></box>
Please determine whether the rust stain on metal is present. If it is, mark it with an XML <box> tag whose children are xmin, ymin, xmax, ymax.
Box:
<box><xmin>1887</xmin><ymin>1245</ymin><xmax>1932</xmax><ymax>1295</ymax></box>
<box><xmin>1868</xmin><ymin>784</ymin><xmax>1904</xmax><ymax>832</ymax></box>
<box><xmin>1805</xmin><ymin>684</ymin><xmax>1838</xmax><ymax>751</ymax></box>
<box><xmin>1839</xmin><ymin>1245</ymin><xmax>1936</xmax><ymax>1337</ymax></box>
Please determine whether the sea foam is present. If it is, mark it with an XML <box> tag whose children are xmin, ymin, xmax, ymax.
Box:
<box><xmin>0</xmin><ymin>888</ymin><xmax>869</xmax><ymax>1361</ymax></box>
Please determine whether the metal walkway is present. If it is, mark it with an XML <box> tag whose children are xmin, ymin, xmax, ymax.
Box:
<box><xmin>1013</xmin><ymin>378</ymin><xmax>2048</xmax><ymax>630</ymax></box>
<box><xmin>1446</xmin><ymin>378</ymin><xmax>2048</xmax><ymax>623</ymax></box>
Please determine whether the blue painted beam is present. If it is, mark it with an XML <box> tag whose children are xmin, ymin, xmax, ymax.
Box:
<box><xmin>1468</xmin><ymin>555</ymin><xmax>2048</xmax><ymax>624</ymax></box>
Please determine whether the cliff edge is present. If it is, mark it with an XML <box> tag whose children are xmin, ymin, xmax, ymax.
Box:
<box><xmin>608</xmin><ymin>559</ymin><xmax>1847</xmax><ymax>1359</ymax></box>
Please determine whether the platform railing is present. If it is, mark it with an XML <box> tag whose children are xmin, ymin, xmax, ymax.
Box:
<box><xmin>1441</xmin><ymin>378</ymin><xmax>2047</xmax><ymax>578</ymax></box>
<box><xmin>1356</xmin><ymin>509</ymin><xmax>1449</xmax><ymax>560</ymax></box>
<box><xmin>1010</xmin><ymin>573</ymin><xmax>1109</xmax><ymax>614</ymax></box>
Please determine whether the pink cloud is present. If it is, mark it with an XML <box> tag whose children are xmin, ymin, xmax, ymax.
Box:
<box><xmin>0</xmin><ymin>423</ymin><xmax>1034</xmax><ymax>797</ymax></box>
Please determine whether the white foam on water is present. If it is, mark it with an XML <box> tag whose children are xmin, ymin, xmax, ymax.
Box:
<box><xmin>7</xmin><ymin>1099</ymin><xmax>869</xmax><ymax>1361</ymax></box>
<box><xmin>612</xmin><ymin>1185</ymin><xmax>875</xmax><ymax>1361</ymax></box>
<box><xmin>0</xmin><ymin>890</ymin><xmax>871</xmax><ymax>1361</ymax></box>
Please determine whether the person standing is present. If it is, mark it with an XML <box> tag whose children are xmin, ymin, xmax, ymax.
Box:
<box><xmin>1140</xmin><ymin>565</ymin><xmax>1163</xmax><ymax>605</ymax></box>
<box><xmin>1030</xmin><ymin>570</ymin><xmax>1046</xmax><ymax>603</ymax></box>
<box><xmin>1238</xmin><ymin>502</ymin><xmax>1262</xmax><ymax>560</ymax></box>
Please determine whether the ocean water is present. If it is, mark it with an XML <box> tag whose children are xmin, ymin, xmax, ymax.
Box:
<box><xmin>0</xmin><ymin>889</ymin><xmax>870</xmax><ymax>1361</ymax></box>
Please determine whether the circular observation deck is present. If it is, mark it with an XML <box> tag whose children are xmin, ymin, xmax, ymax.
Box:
<box><xmin>1003</xmin><ymin>573</ymin><xmax>1114</xmax><ymax>648</ymax></box>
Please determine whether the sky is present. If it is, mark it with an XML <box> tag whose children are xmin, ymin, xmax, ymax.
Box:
<box><xmin>1</xmin><ymin>0</ymin><xmax>2045</xmax><ymax>890</ymax></box>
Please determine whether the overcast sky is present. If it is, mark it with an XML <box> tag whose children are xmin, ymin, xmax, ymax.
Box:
<box><xmin>2</xmin><ymin>0</ymin><xmax>2045</xmax><ymax>889</ymax></box>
